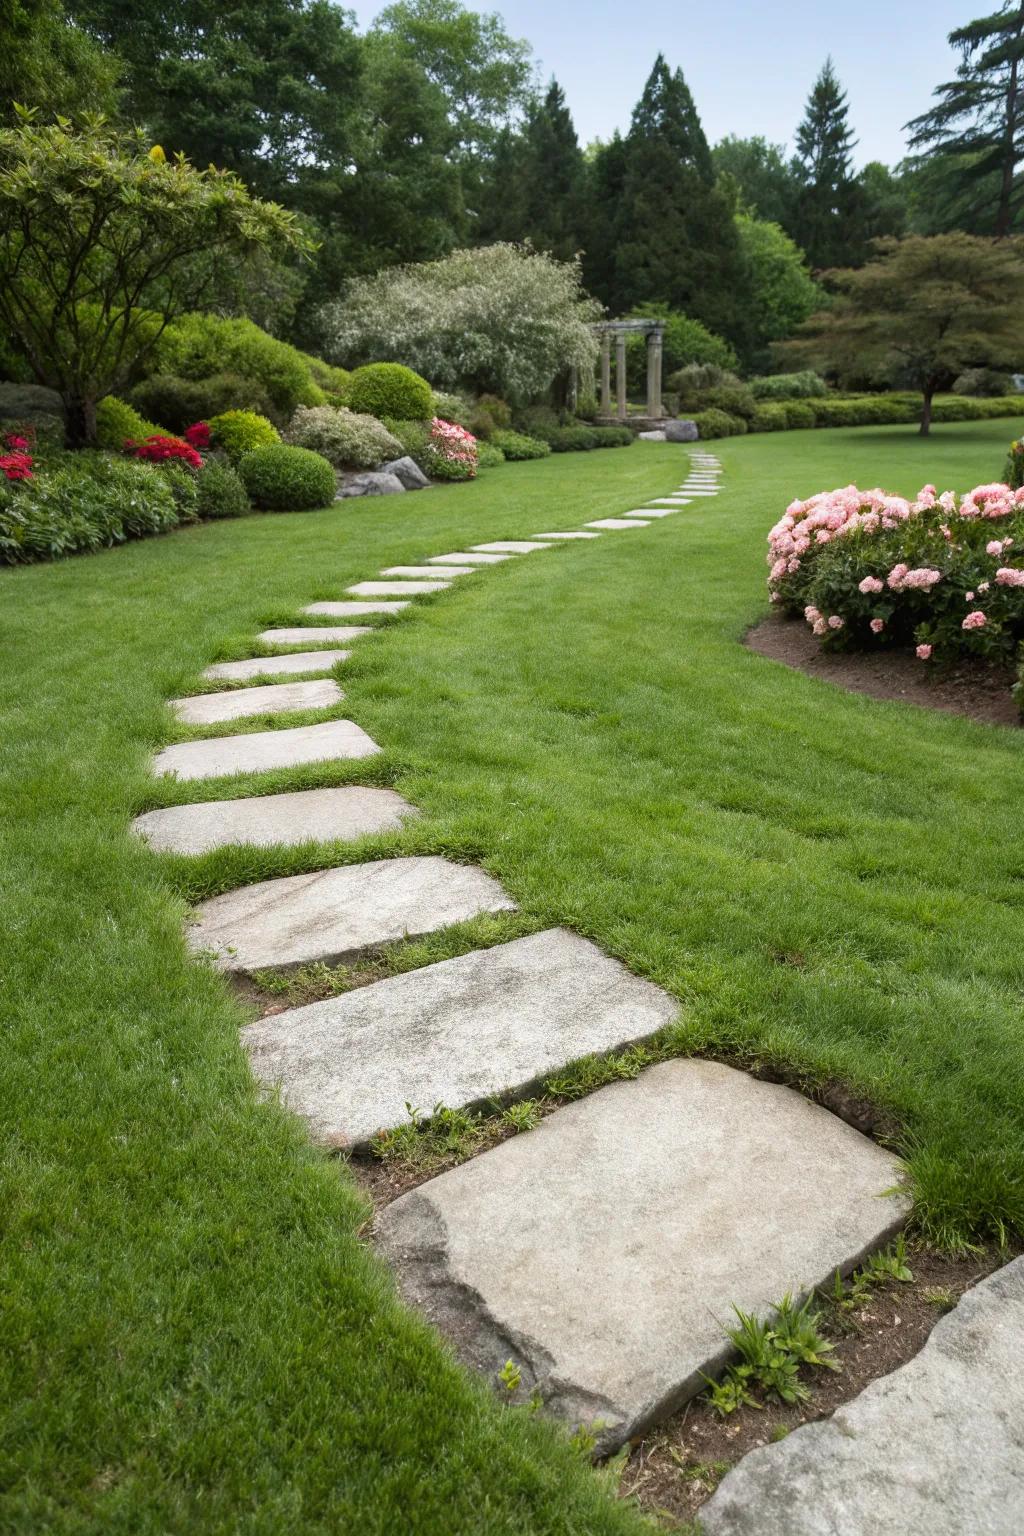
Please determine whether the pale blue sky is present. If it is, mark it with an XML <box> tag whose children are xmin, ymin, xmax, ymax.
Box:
<box><xmin>348</xmin><ymin>0</ymin><xmax>974</xmax><ymax>167</ymax></box>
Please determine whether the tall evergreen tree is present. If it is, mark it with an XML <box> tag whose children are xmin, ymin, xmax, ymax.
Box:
<box><xmin>790</xmin><ymin>57</ymin><xmax>858</xmax><ymax>268</ymax></box>
<box><xmin>590</xmin><ymin>55</ymin><xmax>745</xmax><ymax>340</ymax></box>
<box><xmin>905</xmin><ymin>2</ymin><xmax>1024</xmax><ymax>236</ymax></box>
<box><xmin>476</xmin><ymin>79</ymin><xmax>586</xmax><ymax>259</ymax></box>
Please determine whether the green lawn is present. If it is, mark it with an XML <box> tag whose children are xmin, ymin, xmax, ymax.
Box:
<box><xmin>3</xmin><ymin>419</ymin><xmax>1024</xmax><ymax>1532</ymax></box>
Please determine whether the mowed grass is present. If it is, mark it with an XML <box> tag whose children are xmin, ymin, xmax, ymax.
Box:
<box><xmin>3</xmin><ymin>420</ymin><xmax>1024</xmax><ymax>1530</ymax></box>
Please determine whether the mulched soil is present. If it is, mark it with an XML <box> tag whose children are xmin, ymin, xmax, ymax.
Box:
<box><xmin>746</xmin><ymin>613</ymin><xmax>1020</xmax><ymax>727</ymax></box>
<box><xmin>618</xmin><ymin>1246</ymin><xmax>1012</xmax><ymax>1528</ymax></box>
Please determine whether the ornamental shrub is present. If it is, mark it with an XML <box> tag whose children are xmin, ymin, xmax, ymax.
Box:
<box><xmin>546</xmin><ymin>425</ymin><xmax>598</xmax><ymax>452</ymax></box>
<box><xmin>475</xmin><ymin>440</ymin><xmax>506</xmax><ymax>469</ymax></box>
<box><xmin>300</xmin><ymin>353</ymin><xmax>350</xmax><ymax>399</ymax></box>
<box><xmin>692</xmin><ymin>408</ymin><xmax>742</xmax><ymax>439</ymax></box>
<box><xmin>783</xmin><ymin>400</ymin><xmax>816</xmax><ymax>429</ymax></box>
<box><xmin>667</xmin><ymin>364</ymin><xmax>741</xmax><ymax>398</ymax></box>
<box><xmin>423</xmin><ymin>418</ymin><xmax>477</xmax><ymax>481</ymax></box>
<box><xmin>591</xmin><ymin>426</ymin><xmax>633</xmax><ymax>447</ymax></box>
<box><xmin>285</xmin><ymin>405</ymin><xmax>403</xmax><ymax>469</ymax></box>
<box><xmin>208</xmin><ymin>410</ymin><xmax>280</xmax><ymax>462</ymax></box>
<box><xmin>154</xmin><ymin>461</ymin><xmax>201</xmax><ymax>522</ymax></box>
<box><xmin>153</xmin><ymin>315</ymin><xmax>324</xmax><ymax>420</ymax></box>
<box><xmin>625</xmin><ymin>311</ymin><xmax>738</xmax><ymax>392</ymax></box>
<box><xmin>750</xmin><ymin>403</ymin><xmax>790</xmax><ymax>432</ymax></box>
<box><xmin>431</xmin><ymin>390</ymin><xmax>473</xmax><ymax>428</ymax></box>
<box><xmin>346</xmin><ymin>362</ymin><xmax>433</xmax><ymax>422</ymax></box>
<box><xmin>750</xmin><ymin>371</ymin><xmax>827</xmax><ymax>401</ymax></box>
<box><xmin>381</xmin><ymin>418</ymin><xmax>431</xmax><ymax>467</ymax></box>
<box><xmin>953</xmin><ymin>367</ymin><xmax>1014</xmax><ymax>397</ymax></box>
<box><xmin>490</xmin><ymin>429</ymin><xmax>551</xmax><ymax>460</ymax></box>
<box><xmin>701</xmin><ymin>384</ymin><xmax>757</xmax><ymax>421</ymax></box>
<box><xmin>238</xmin><ymin>444</ymin><xmax>336</xmax><ymax>510</ymax></box>
<box><xmin>128</xmin><ymin>434</ymin><xmax>203</xmax><ymax>469</ymax></box>
<box><xmin>95</xmin><ymin>395</ymin><xmax>163</xmax><ymax>450</ymax></box>
<box><xmin>195</xmin><ymin>457</ymin><xmax>250</xmax><ymax>519</ymax></box>
<box><xmin>129</xmin><ymin>372</ymin><xmax>274</xmax><ymax>433</ymax></box>
<box><xmin>0</xmin><ymin>454</ymin><xmax>178</xmax><ymax>564</ymax></box>
<box><xmin>767</xmin><ymin>480</ymin><xmax>1024</xmax><ymax>669</ymax></box>
<box><xmin>1006</xmin><ymin>439</ymin><xmax>1024</xmax><ymax>490</ymax></box>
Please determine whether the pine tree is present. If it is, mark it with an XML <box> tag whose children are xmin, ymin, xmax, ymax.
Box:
<box><xmin>906</xmin><ymin>2</ymin><xmax>1024</xmax><ymax>237</ymax></box>
<box><xmin>594</xmin><ymin>55</ymin><xmax>745</xmax><ymax>340</ymax></box>
<box><xmin>790</xmin><ymin>58</ymin><xmax>858</xmax><ymax>268</ymax></box>
<box><xmin>475</xmin><ymin>79</ymin><xmax>587</xmax><ymax>260</ymax></box>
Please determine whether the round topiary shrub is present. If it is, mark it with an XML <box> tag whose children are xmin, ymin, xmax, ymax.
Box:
<box><xmin>284</xmin><ymin>405</ymin><xmax>402</xmax><ymax>469</ymax></box>
<box><xmin>195</xmin><ymin>458</ymin><xmax>250</xmax><ymax>519</ymax></box>
<box><xmin>239</xmin><ymin>444</ymin><xmax>336</xmax><ymax>511</ymax></box>
<box><xmin>346</xmin><ymin>363</ymin><xmax>433</xmax><ymax>422</ymax></box>
<box><xmin>208</xmin><ymin>410</ymin><xmax>280</xmax><ymax>462</ymax></box>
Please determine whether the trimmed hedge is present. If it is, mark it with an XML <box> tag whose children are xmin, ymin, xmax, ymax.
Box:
<box><xmin>95</xmin><ymin>396</ymin><xmax>164</xmax><ymax>450</ymax></box>
<box><xmin>591</xmin><ymin>426</ymin><xmax>633</xmax><ymax>448</ymax></box>
<box><xmin>490</xmin><ymin>429</ymin><xmax>551</xmax><ymax>460</ymax></box>
<box><xmin>750</xmin><ymin>370</ymin><xmax>827</xmax><ymax>400</ymax></box>
<box><xmin>209</xmin><ymin>410</ymin><xmax>280</xmax><ymax>463</ymax></box>
<box><xmin>346</xmin><ymin>363</ymin><xmax>433</xmax><ymax>422</ymax></box>
<box><xmin>238</xmin><ymin>444</ymin><xmax>336</xmax><ymax>511</ymax></box>
<box><xmin>693</xmin><ymin>408</ymin><xmax>746</xmax><ymax>439</ymax></box>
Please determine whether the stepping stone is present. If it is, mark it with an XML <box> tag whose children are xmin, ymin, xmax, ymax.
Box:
<box><xmin>470</xmin><ymin>541</ymin><xmax>552</xmax><ymax>554</ymax></box>
<box><xmin>171</xmin><ymin>679</ymin><xmax>342</xmax><ymax>726</ymax></box>
<box><xmin>622</xmin><ymin>507</ymin><xmax>676</xmax><ymax>519</ymax></box>
<box><xmin>346</xmin><ymin>580</ymin><xmax>452</xmax><ymax>597</ymax></box>
<box><xmin>132</xmin><ymin>785</ymin><xmax>417</xmax><ymax>855</ymax></box>
<box><xmin>153</xmin><ymin>719</ymin><xmax>380</xmax><ymax>782</ymax></box>
<box><xmin>204</xmin><ymin>650</ymin><xmax>350</xmax><ymax>682</ymax></box>
<box><xmin>381</xmin><ymin>566</ymin><xmax>478</xmax><ymax>578</ymax></box>
<box><xmin>259</xmin><ymin>627</ymin><xmax>371</xmax><ymax>647</ymax></box>
<box><xmin>585</xmin><ymin>518</ymin><xmax>649</xmax><ymax>529</ymax></box>
<box><xmin>304</xmin><ymin>601</ymin><xmax>410</xmax><ymax>617</ymax></box>
<box><xmin>242</xmin><ymin>928</ymin><xmax>676</xmax><ymax>1148</ymax></box>
<box><xmin>532</xmin><ymin>531</ymin><xmax>602</xmax><ymax>540</ymax></box>
<box><xmin>701</xmin><ymin>1256</ymin><xmax>1024</xmax><ymax>1536</ymax></box>
<box><xmin>375</xmin><ymin>1059</ymin><xmax>908</xmax><ymax>1455</ymax></box>
<box><xmin>193</xmin><ymin>856</ymin><xmax>516</xmax><ymax>974</ymax></box>
<box><xmin>427</xmin><ymin>552</ymin><xmax>512</xmax><ymax>566</ymax></box>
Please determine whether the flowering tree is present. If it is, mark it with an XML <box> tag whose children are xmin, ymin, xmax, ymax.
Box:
<box><xmin>0</xmin><ymin>113</ymin><xmax>310</xmax><ymax>447</ymax></box>
<box><xmin>317</xmin><ymin>243</ymin><xmax>601</xmax><ymax>403</ymax></box>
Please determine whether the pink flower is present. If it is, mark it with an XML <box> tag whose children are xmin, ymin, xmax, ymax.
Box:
<box><xmin>979</xmin><ymin>581</ymin><xmax>990</xmax><ymax>593</ymax></box>
<box><xmin>870</xmin><ymin>618</ymin><xmax>885</xmax><ymax>633</ymax></box>
<box><xmin>995</xmin><ymin>567</ymin><xmax>1024</xmax><ymax>587</ymax></box>
<box><xmin>986</xmin><ymin>540</ymin><xmax>1004</xmax><ymax>556</ymax></box>
<box><xmin>804</xmin><ymin>606</ymin><xmax>821</xmax><ymax>623</ymax></box>
<box><xmin>962</xmin><ymin>611</ymin><xmax>987</xmax><ymax>630</ymax></box>
<box><xmin>827</xmin><ymin>615</ymin><xmax>844</xmax><ymax>630</ymax></box>
<box><xmin>812</xmin><ymin>618</ymin><xmax>828</xmax><ymax>636</ymax></box>
<box><xmin>965</xmin><ymin>592</ymin><xmax>975</xmax><ymax>602</ymax></box>
<box><xmin>858</xmin><ymin>576</ymin><xmax>884</xmax><ymax>594</ymax></box>
<box><xmin>916</xmin><ymin>644</ymin><xmax>932</xmax><ymax>660</ymax></box>
<box><xmin>887</xmin><ymin>563</ymin><xmax>909</xmax><ymax>590</ymax></box>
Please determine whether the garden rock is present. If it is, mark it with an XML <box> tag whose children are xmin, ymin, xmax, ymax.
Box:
<box><xmin>241</xmin><ymin>928</ymin><xmax>677</xmax><ymax>1148</ymax></box>
<box><xmin>335</xmin><ymin>471</ymin><xmax>405</xmax><ymax>499</ymax></box>
<box><xmin>189</xmin><ymin>855</ymin><xmax>515</xmax><ymax>973</ymax></box>
<box><xmin>132</xmin><ymin>785</ymin><xmax>417</xmax><ymax>855</ymax></box>
<box><xmin>376</xmin><ymin>1061</ymin><xmax>908</xmax><ymax>1455</ymax></box>
<box><xmin>204</xmin><ymin>650</ymin><xmax>350</xmax><ymax>682</ymax></box>
<box><xmin>638</xmin><ymin>430</ymin><xmax>667</xmax><ymax>441</ymax></box>
<box><xmin>170</xmin><ymin>678</ymin><xmax>342</xmax><ymax>725</ymax></box>
<box><xmin>152</xmin><ymin>719</ymin><xmax>380</xmax><ymax>781</ymax></box>
<box><xmin>664</xmin><ymin>418</ymin><xmax>699</xmax><ymax>442</ymax></box>
<box><xmin>701</xmin><ymin>1255</ymin><xmax>1024</xmax><ymax>1536</ymax></box>
<box><xmin>380</xmin><ymin>456</ymin><xmax>430</xmax><ymax>490</ymax></box>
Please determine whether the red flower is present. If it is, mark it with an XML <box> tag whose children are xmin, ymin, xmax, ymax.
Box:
<box><xmin>0</xmin><ymin>450</ymin><xmax>34</xmax><ymax>481</ymax></box>
<box><xmin>129</xmin><ymin>434</ymin><xmax>202</xmax><ymax>470</ymax></box>
<box><xmin>184</xmin><ymin>420</ymin><xmax>210</xmax><ymax>450</ymax></box>
<box><xmin>5</xmin><ymin>433</ymin><xmax>30</xmax><ymax>450</ymax></box>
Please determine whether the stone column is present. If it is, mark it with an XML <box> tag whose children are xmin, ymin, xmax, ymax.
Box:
<box><xmin>652</xmin><ymin>328</ymin><xmax>664</xmax><ymax>418</ymax></box>
<box><xmin>600</xmin><ymin>331</ymin><xmax>611</xmax><ymax>416</ymax></box>
<box><xmin>615</xmin><ymin>332</ymin><xmax>627</xmax><ymax>422</ymax></box>
<box><xmin>646</xmin><ymin>330</ymin><xmax>657</xmax><ymax>419</ymax></box>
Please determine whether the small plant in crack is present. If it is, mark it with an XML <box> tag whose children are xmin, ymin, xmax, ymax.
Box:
<box><xmin>831</xmin><ymin>1236</ymin><xmax>914</xmax><ymax>1313</ymax></box>
<box><xmin>371</xmin><ymin>1102</ymin><xmax>487</xmax><ymax>1170</ymax></box>
<box><xmin>704</xmin><ymin>1293</ymin><xmax>838</xmax><ymax>1415</ymax></box>
<box><xmin>497</xmin><ymin>1359</ymin><xmax>522</xmax><ymax>1394</ymax></box>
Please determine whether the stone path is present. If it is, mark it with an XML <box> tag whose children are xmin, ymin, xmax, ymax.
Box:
<box><xmin>135</xmin><ymin>447</ymin><xmax>930</xmax><ymax>1492</ymax></box>
<box><xmin>188</xmin><ymin>855</ymin><xmax>515</xmax><ymax>972</ymax></box>
<box><xmin>701</xmin><ymin>1255</ymin><xmax>1024</xmax><ymax>1536</ymax></box>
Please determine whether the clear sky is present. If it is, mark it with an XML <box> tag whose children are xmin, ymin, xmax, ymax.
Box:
<box><xmin>348</xmin><ymin>0</ymin><xmax>975</xmax><ymax>167</ymax></box>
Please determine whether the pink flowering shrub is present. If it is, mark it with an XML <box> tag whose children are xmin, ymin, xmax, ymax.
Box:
<box><xmin>424</xmin><ymin>417</ymin><xmax>477</xmax><ymax>482</ymax></box>
<box><xmin>767</xmin><ymin>481</ymin><xmax>1024</xmax><ymax>667</ymax></box>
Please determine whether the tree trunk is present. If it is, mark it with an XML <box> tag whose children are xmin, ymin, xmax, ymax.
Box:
<box><xmin>919</xmin><ymin>386</ymin><xmax>934</xmax><ymax>437</ymax></box>
<box><xmin>63</xmin><ymin>396</ymin><xmax>98</xmax><ymax>450</ymax></box>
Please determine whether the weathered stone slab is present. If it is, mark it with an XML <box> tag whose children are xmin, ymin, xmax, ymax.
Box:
<box><xmin>345</xmin><ymin>580</ymin><xmax>451</xmax><ymax>596</ymax></box>
<box><xmin>153</xmin><ymin>719</ymin><xmax>380</xmax><ymax>781</ymax></box>
<box><xmin>171</xmin><ymin>679</ymin><xmax>342</xmax><ymax>725</ymax></box>
<box><xmin>427</xmin><ymin>552</ymin><xmax>512</xmax><ymax>565</ymax></box>
<box><xmin>375</xmin><ymin>1059</ymin><xmax>908</xmax><ymax>1455</ymax></box>
<box><xmin>532</xmin><ymin>531</ymin><xmax>602</xmax><ymax>540</ymax></box>
<box><xmin>470</xmin><ymin>541</ymin><xmax>552</xmax><ymax>554</ymax></box>
<box><xmin>585</xmin><ymin>518</ymin><xmax>649</xmax><ymax>529</ymax></box>
<box><xmin>380</xmin><ymin>456</ymin><xmax>430</xmax><ymax>490</ymax></box>
<box><xmin>335</xmin><ymin>471</ymin><xmax>405</xmax><ymax>499</ymax></box>
<box><xmin>132</xmin><ymin>785</ymin><xmax>417</xmax><ymax>855</ymax></box>
<box><xmin>701</xmin><ymin>1256</ymin><xmax>1024</xmax><ymax>1536</ymax></box>
<box><xmin>381</xmin><ymin>566</ymin><xmax>478</xmax><ymax>578</ymax></box>
<box><xmin>259</xmin><ymin>627</ymin><xmax>371</xmax><ymax>647</ymax></box>
<box><xmin>304</xmin><ymin>601</ymin><xmax>410</xmax><ymax>617</ymax></box>
<box><xmin>664</xmin><ymin>419</ymin><xmax>699</xmax><ymax>442</ymax></box>
<box><xmin>622</xmin><ymin>507</ymin><xmax>676</xmax><ymax>519</ymax></box>
<box><xmin>204</xmin><ymin>650</ymin><xmax>350</xmax><ymax>682</ymax></box>
<box><xmin>661</xmin><ymin>490</ymin><xmax>717</xmax><ymax>499</ymax></box>
<box><xmin>191</xmin><ymin>855</ymin><xmax>514</xmax><ymax>973</ymax></box>
<box><xmin>637</xmin><ymin>430</ymin><xmax>667</xmax><ymax>441</ymax></box>
<box><xmin>242</xmin><ymin>928</ymin><xmax>677</xmax><ymax>1148</ymax></box>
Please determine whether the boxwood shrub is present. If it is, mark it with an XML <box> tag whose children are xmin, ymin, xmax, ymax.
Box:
<box><xmin>783</xmin><ymin>400</ymin><xmax>817</xmax><ymax>429</ymax></box>
<box><xmin>346</xmin><ymin>363</ymin><xmax>433</xmax><ymax>422</ymax></box>
<box><xmin>475</xmin><ymin>440</ymin><xmax>506</xmax><ymax>469</ymax></box>
<box><xmin>239</xmin><ymin>444</ymin><xmax>336</xmax><ymax>511</ymax></box>
<box><xmin>545</xmin><ymin>425</ymin><xmax>598</xmax><ymax>452</ymax></box>
<box><xmin>490</xmin><ymin>429</ymin><xmax>551</xmax><ymax>460</ymax></box>
<box><xmin>95</xmin><ymin>396</ymin><xmax>164</xmax><ymax>450</ymax></box>
<box><xmin>129</xmin><ymin>373</ymin><xmax>274</xmax><ymax>433</ymax></box>
<box><xmin>591</xmin><ymin>426</ymin><xmax>634</xmax><ymax>447</ymax></box>
<box><xmin>195</xmin><ymin>458</ymin><xmax>250</xmax><ymax>519</ymax></box>
<box><xmin>750</xmin><ymin>403</ymin><xmax>790</xmax><ymax>432</ymax></box>
<box><xmin>209</xmin><ymin>410</ymin><xmax>280</xmax><ymax>463</ymax></box>
<box><xmin>750</xmin><ymin>370</ymin><xmax>827</xmax><ymax>400</ymax></box>
<box><xmin>693</xmin><ymin>408</ymin><xmax>745</xmax><ymax>439</ymax></box>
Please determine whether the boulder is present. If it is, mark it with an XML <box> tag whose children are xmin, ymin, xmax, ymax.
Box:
<box><xmin>379</xmin><ymin>455</ymin><xmax>431</xmax><ymax>490</ymax></box>
<box><xmin>664</xmin><ymin>418</ymin><xmax>699</xmax><ymax>443</ymax></box>
<box><xmin>637</xmin><ymin>430</ymin><xmax>667</xmax><ymax>441</ymax></box>
<box><xmin>335</xmin><ymin>471</ymin><xmax>405</xmax><ymax>499</ymax></box>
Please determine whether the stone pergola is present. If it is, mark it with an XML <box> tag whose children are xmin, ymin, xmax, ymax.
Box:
<box><xmin>592</xmin><ymin>318</ymin><xmax>666</xmax><ymax>422</ymax></box>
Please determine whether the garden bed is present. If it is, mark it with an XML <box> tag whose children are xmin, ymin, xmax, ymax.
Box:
<box><xmin>747</xmin><ymin>613</ymin><xmax>1020</xmax><ymax>727</ymax></box>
